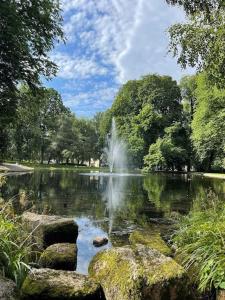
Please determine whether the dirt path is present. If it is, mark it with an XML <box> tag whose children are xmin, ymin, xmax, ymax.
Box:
<box><xmin>0</xmin><ymin>163</ymin><xmax>33</xmax><ymax>172</ymax></box>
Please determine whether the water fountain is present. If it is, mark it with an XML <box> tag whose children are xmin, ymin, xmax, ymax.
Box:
<box><xmin>104</xmin><ymin>117</ymin><xmax>127</xmax><ymax>173</ymax></box>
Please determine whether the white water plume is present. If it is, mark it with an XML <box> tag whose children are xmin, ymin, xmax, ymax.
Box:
<box><xmin>104</xmin><ymin>118</ymin><xmax>127</xmax><ymax>173</ymax></box>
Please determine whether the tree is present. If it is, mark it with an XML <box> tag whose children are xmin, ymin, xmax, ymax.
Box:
<box><xmin>109</xmin><ymin>74</ymin><xmax>183</xmax><ymax>167</ymax></box>
<box><xmin>144</xmin><ymin>123</ymin><xmax>189</xmax><ymax>171</ymax></box>
<box><xmin>166</xmin><ymin>0</ymin><xmax>223</xmax><ymax>16</ymax></box>
<box><xmin>180</xmin><ymin>75</ymin><xmax>197</xmax><ymax>122</ymax></box>
<box><xmin>49</xmin><ymin>115</ymin><xmax>79</xmax><ymax>164</ymax></box>
<box><xmin>9</xmin><ymin>86</ymin><xmax>69</xmax><ymax>162</ymax></box>
<box><xmin>0</xmin><ymin>0</ymin><xmax>64</xmax><ymax>152</ymax></box>
<box><xmin>191</xmin><ymin>73</ymin><xmax>225</xmax><ymax>170</ymax></box>
<box><xmin>166</xmin><ymin>0</ymin><xmax>225</xmax><ymax>86</ymax></box>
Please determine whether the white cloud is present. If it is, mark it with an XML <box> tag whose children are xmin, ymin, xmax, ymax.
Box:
<box><xmin>60</xmin><ymin>0</ymin><xmax>189</xmax><ymax>83</ymax></box>
<box><xmin>51</xmin><ymin>53</ymin><xmax>107</xmax><ymax>79</ymax></box>
<box><xmin>62</xmin><ymin>87</ymin><xmax>118</xmax><ymax>113</ymax></box>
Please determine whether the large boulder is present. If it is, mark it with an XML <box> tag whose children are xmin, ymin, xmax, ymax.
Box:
<box><xmin>22</xmin><ymin>212</ymin><xmax>78</xmax><ymax>249</ymax></box>
<box><xmin>89</xmin><ymin>244</ymin><xmax>192</xmax><ymax>300</ymax></box>
<box><xmin>0</xmin><ymin>275</ymin><xmax>18</xmax><ymax>300</ymax></box>
<box><xmin>129</xmin><ymin>230</ymin><xmax>172</xmax><ymax>256</ymax></box>
<box><xmin>39</xmin><ymin>243</ymin><xmax>77</xmax><ymax>271</ymax></box>
<box><xmin>21</xmin><ymin>268</ymin><xmax>105</xmax><ymax>300</ymax></box>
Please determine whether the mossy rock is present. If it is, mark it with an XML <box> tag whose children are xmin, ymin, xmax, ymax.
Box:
<box><xmin>129</xmin><ymin>230</ymin><xmax>172</xmax><ymax>256</ymax></box>
<box><xmin>21</xmin><ymin>268</ymin><xmax>105</xmax><ymax>300</ymax></box>
<box><xmin>89</xmin><ymin>244</ymin><xmax>192</xmax><ymax>300</ymax></box>
<box><xmin>39</xmin><ymin>243</ymin><xmax>77</xmax><ymax>271</ymax></box>
<box><xmin>0</xmin><ymin>275</ymin><xmax>19</xmax><ymax>300</ymax></box>
<box><xmin>22</xmin><ymin>212</ymin><xmax>78</xmax><ymax>249</ymax></box>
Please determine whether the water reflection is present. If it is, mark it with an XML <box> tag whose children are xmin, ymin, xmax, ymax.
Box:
<box><xmin>1</xmin><ymin>171</ymin><xmax>225</xmax><ymax>274</ymax></box>
<box><xmin>102</xmin><ymin>175</ymin><xmax>127</xmax><ymax>234</ymax></box>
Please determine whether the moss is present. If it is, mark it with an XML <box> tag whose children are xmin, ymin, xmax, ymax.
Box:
<box><xmin>129</xmin><ymin>230</ymin><xmax>172</xmax><ymax>256</ymax></box>
<box><xmin>89</xmin><ymin>248</ymin><xmax>141</xmax><ymax>300</ymax></box>
<box><xmin>39</xmin><ymin>243</ymin><xmax>77</xmax><ymax>270</ymax></box>
<box><xmin>89</xmin><ymin>245</ymin><xmax>188</xmax><ymax>300</ymax></box>
<box><xmin>21</xmin><ymin>268</ymin><xmax>103</xmax><ymax>299</ymax></box>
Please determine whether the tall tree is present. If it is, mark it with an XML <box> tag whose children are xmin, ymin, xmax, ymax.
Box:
<box><xmin>10</xmin><ymin>86</ymin><xmax>69</xmax><ymax>162</ymax></box>
<box><xmin>108</xmin><ymin>74</ymin><xmax>183</xmax><ymax>168</ymax></box>
<box><xmin>166</xmin><ymin>0</ymin><xmax>225</xmax><ymax>86</ymax></box>
<box><xmin>191</xmin><ymin>73</ymin><xmax>225</xmax><ymax>170</ymax></box>
<box><xmin>0</xmin><ymin>0</ymin><xmax>63</xmax><ymax>154</ymax></box>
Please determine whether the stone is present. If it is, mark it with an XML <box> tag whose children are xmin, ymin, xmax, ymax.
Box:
<box><xmin>39</xmin><ymin>243</ymin><xmax>77</xmax><ymax>271</ymax></box>
<box><xmin>89</xmin><ymin>244</ymin><xmax>192</xmax><ymax>300</ymax></box>
<box><xmin>93</xmin><ymin>237</ymin><xmax>108</xmax><ymax>247</ymax></box>
<box><xmin>22</xmin><ymin>212</ymin><xmax>78</xmax><ymax>249</ymax></box>
<box><xmin>21</xmin><ymin>268</ymin><xmax>105</xmax><ymax>300</ymax></box>
<box><xmin>129</xmin><ymin>230</ymin><xmax>172</xmax><ymax>256</ymax></box>
<box><xmin>0</xmin><ymin>275</ymin><xmax>18</xmax><ymax>300</ymax></box>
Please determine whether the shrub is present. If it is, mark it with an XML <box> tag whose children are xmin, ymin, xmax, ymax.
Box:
<box><xmin>173</xmin><ymin>192</ymin><xmax>225</xmax><ymax>292</ymax></box>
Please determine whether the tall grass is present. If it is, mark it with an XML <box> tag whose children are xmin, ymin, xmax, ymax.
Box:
<box><xmin>173</xmin><ymin>191</ymin><xmax>225</xmax><ymax>292</ymax></box>
<box><xmin>0</xmin><ymin>176</ymin><xmax>35</xmax><ymax>288</ymax></box>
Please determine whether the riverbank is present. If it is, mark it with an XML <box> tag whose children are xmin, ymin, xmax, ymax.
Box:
<box><xmin>0</xmin><ymin>163</ymin><xmax>34</xmax><ymax>173</ymax></box>
<box><xmin>0</xmin><ymin>161</ymin><xmax>102</xmax><ymax>172</ymax></box>
<box><xmin>194</xmin><ymin>172</ymin><xmax>225</xmax><ymax>180</ymax></box>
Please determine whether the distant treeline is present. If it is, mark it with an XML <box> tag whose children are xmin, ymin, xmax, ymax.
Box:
<box><xmin>1</xmin><ymin>72</ymin><xmax>224</xmax><ymax>172</ymax></box>
<box><xmin>1</xmin><ymin>85</ymin><xmax>101</xmax><ymax>165</ymax></box>
<box><xmin>99</xmin><ymin>73</ymin><xmax>225</xmax><ymax>172</ymax></box>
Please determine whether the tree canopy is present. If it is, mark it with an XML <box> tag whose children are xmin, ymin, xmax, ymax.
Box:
<box><xmin>0</xmin><ymin>0</ymin><xmax>63</xmax><ymax>132</ymax></box>
<box><xmin>167</xmin><ymin>0</ymin><xmax>225</xmax><ymax>85</ymax></box>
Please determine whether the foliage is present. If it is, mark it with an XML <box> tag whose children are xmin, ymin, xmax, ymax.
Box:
<box><xmin>173</xmin><ymin>191</ymin><xmax>225</xmax><ymax>292</ymax></box>
<box><xmin>4</xmin><ymin>85</ymin><xmax>100</xmax><ymax>165</ymax></box>
<box><xmin>109</xmin><ymin>74</ymin><xmax>184</xmax><ymax>168</ymax></box>
<box><xmin>144</xmin><ymin>123</ymin><xmax>189</xmax><ymax>171</ymax></box>
<box><xmin>191</xmin><ymin>73</ymin><xmax>225</xmax><ymax>170</ymax></box>
<box><xmin>166</xmin><ymin>0</ymin><xmax>223</xmax><ymax>16</ymax></box>
<box><xmin>167</xmin><ymin>0</ymin><xmax>225</xmax><ymax>86</ymax></box>
<box><xmin>0</xmin><ymin>177</ymin><xmax>34</xmax><ymax>288</ymax></box>
<box><xmin>0</xmin><ymin>0</ymin><xmax>63</xmax><ymax>130</ymax></box>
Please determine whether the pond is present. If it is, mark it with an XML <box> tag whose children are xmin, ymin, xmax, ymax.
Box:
<box><xmin>1</xmin><ymin>170</ymin><xmax>225</xmax><ymax>274</ymax></box>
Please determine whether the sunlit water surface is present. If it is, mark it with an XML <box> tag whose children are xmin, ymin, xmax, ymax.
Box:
<box><xmin>1</xmin><ymin>171</ymin><xmax>225</xmax><ymax>274</ymax></box>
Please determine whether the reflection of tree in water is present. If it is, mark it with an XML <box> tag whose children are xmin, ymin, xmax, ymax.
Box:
<box><xmin>3</xmin><ymin>171</ymin><xmax>225</xmax><ymax>232</ymax></box>
<box><xmin>102</xmin><ymin>176</ymin><xmax>127</xmax><ymax>234</ymax></box>
<box><xmin>143</xmin><ymin>174</ymin><xmax>225</xmax><ymax>216</ymax></box>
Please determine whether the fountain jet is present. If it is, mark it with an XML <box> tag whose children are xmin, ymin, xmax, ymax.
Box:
<box><xmin>104</xmin><ymin>118</ymin><xmax>127</xmax><ymax>173</ymax></box>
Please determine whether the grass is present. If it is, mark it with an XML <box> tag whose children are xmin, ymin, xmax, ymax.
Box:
<box><xmin>173</xmin><ymin>191</ymin><xmax>225</xmax><ymax>292</ymax></box>
<box><xmin>0</xmin><ymin>175</ymin><xmax>36</xmax><ymax>288</ymax></box>
<box><xmin>202</xmin><ymin>173</ymin><xmax>225</xmax><ymax>179</ymax></box>
<box><xmin>1</xmin><ymin>160</ymin><xmax>103</xmax><ymax>172</ymax></box>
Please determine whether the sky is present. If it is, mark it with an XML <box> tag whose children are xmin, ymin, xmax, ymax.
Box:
<box><xmin>45</xmin><ymin>0</ymin><xmax>192</xmax><ymax>117</ymax></box>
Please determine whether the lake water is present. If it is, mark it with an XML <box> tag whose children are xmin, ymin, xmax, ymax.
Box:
<box><xmin>1</xmin><ymin>170</ymin><xmax>225</xmax><ymax>274</ymax></box>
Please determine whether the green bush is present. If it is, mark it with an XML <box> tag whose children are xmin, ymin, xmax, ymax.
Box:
<box><xmin>173</xmin><ymin>192</ymin><xmax>225</xmax><ymax>292</ymax></box>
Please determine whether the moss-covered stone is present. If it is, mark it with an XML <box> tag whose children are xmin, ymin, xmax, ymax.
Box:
<box><xmin>129</xmin><ymin>230</ymin><xmax>172</xmax><ymax>256</ymax></box>
<box><xmin>0</xmin><ymin>275</ymin><xmax>18</xmax><ymax>300</ymax></box>
<box><xmin>22</xmin><ymin>212</ymin><xmax>78</xmax><ymax>249</ymax></box>
<box><xmin>39</xmin><ymin>243</ymin><xmax>77</xmax><ymax>271</ymax></box>
<box><xmin>21</xmin><ymin>268</ymin><xmax>105</xmax><ymax>300</ymax></box>
<box><xmin>89</xmin><ymin>244</ymin><xmax>192</xmax><ymax>300</ymax></box>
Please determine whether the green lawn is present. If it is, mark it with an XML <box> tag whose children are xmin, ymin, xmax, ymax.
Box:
<box><xmin>22</xmin><ymin>162</ymin><xmax>102</xmax><ymax>172</ymax></box>
<box><xmin>202</xmin><ymin>173</ymin><xmax>225</xmax><ymax>179</ymax></box>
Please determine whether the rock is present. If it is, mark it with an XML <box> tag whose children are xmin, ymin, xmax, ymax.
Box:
<box><xmin>39</xmin><ymin>243</ymin><xmax>77</xmax><ymax>271</ymax></box>
<box><xmin>89</xmin><ymin>244</ymin><xmax>191</xmax><ymax>300</ymax></box>
<box><xmin>129</xmin><ymin>230</ymin><xmax>172</xmax><ymax>256</ymax></box>
<box><xmin>21</xmin><ymin>268</ymin><xmax>105</xmax><ymax>300</ymax></box>
<box><xmin>93</xmin><ymin>237</ymin><xmax>108</xmax><ymax>247</ymax></box>
<box><xmin>22</xmin><ymin>212</ymin><xmax>78</xmax><ymax>249</ymax></box>
<box><xmin>0</xmin><ymin>275</ymin><xmax>18</xmax><ymax>300</ymax></box>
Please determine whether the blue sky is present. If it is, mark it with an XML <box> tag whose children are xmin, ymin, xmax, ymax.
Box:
<box><xmin>45</xmin><ymin>0</ymin><xmax>193</xmax><ymax>117</ymax></box>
